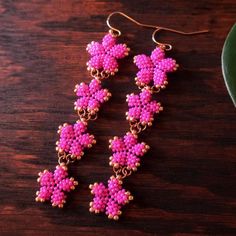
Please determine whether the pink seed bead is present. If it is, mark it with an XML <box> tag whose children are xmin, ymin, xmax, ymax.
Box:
<box><xmin>157</xmin><ymin>58</ymin><xmax>177</xmax><ymax>72</ymax></box>
<box><xmin>132</xmin><ymin>143</ymin><xmax>146</xmax><ymax>156</ymax></box>
<box><xmin>111</xmin><ymin>152</ymin><xmax>126</xmax><ymax>166</ymax></box>
<box><xmin>39</xmin><ymin>171</ymin><xmax>54</xmax><ymax>186</ymax></box>
<box><xmin>92</xmin><ymin>183</ymin><xmax>108</xmax><ymax>197</ymax></box>
<box><xmin>58</xmin><ymin>178</ymin><xmax>75</xmax><ymax>192</ymax></box>
<box><xmin>137</xmin><ymin>68</ymin><xmax>153</xmax><ymax>84</ymax></box>
<box><xmin>151</xmin><ymin>47</ymin><xmax>165</xmax><ymax>62</ymax></box>
<box><xmin>93</xmin><ymin>196</ymin><xmax>107</xmax><ymax>212</ymax></box>
<box><xmin>126</xmin><ymin>154</ymin><xmax>140</xmax><ymax>169</ymax></box>
<box><xmin>38</xmin><ymin>186</ymin><xmax>53</xmax><ymax>200</ymax></box>
<box><xmin>108</xmin><ymin>177</ymin><xmax>121</xmax><ymax>195</ymax></box>
<box><xmin>128</xmin><ymin>107</ymin><xmax>141</xmax><ymax>120</ymax></box>
<box><xmin>140</xmin><ymin>89</ymin><xmax>151</xmax><ymax>104</ymax></box>
<box><xmin>87</xmin><ymin>41</ymin><xmax>105</xmax><ymax>56</ymax></box>
<box><xmin>74</xmin><ymin>122</ymin><xmax>86</xmax><ymax>133</ymax></box>
<box><xmin>134</xmin><ymin>54</ymin><xmax>153</xmax><ymax>69</ymax></box>
<box><xmin>106</xmin><ymin>200</ymin><xmax>121</xmax><ymax>217</ymax></box>
<box><xmin>115</xmin><ymin>189</ymin><xmax>129</xmax><ymax>205</ymax></box>
<box><xmin>124</xmin><ymin>132</ymin><xmax>137</xmax><ymax>148</ymax></box>
<box><xmin>54</xmin><ymin>166</ymin><xmax>68</xmax><ymax>183</ymax></box>
<box><xmin>103</xmin><ymin>54</ymin><xmax>118</xmax><ymax>72</ymax></box>
<box><xmin>102</xmin><ymin>34</ymin><xmax>116</xmax><ymax>50</ymax></box>
<box><xmin>109</xmin><ymin>44</ymin><xmax>128</xmax><ymax>58</ymax></box>
<box><xmin>127</xmin><ymin>94</ymin><xmax>140</xmax><ymax>107</ymax></box>
<box><xmin>110</xmin><ymin>138</ymin><xmax>125</xmax><ymax>152</ymax></box>
<box><xmin>51</xmin><ymin>188</ymin><xmax>66</xmax><ymax>206</ymax></box>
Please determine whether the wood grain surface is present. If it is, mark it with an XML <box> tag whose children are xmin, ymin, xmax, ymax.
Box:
<box><xmin>0</xmin><ymin>0</ymin><xmax>236</xmax><ymax>235</ymax></box>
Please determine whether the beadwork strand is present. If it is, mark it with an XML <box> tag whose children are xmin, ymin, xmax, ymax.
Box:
<box><xmin>89</xmin><ymin>45</ymin><xmax>178</xmax><ymax>220</ymax></box>
<box><xmin>35</xmin><ymin>32</ymin><xmax>129</xmax><ymax>208</ymax></box>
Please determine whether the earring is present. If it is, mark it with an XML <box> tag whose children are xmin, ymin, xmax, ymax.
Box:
<box><xmin>89</xmin><ymin>12</ymin><xmax>209</xmax><ymax>220</ymax></box>
<box><xmin>35</xmin><ymin>16</ymin><xmax>130</xmax><ymax>208</ymax></box>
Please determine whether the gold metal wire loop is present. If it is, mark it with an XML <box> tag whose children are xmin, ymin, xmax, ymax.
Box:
<box><xmin>90</xmin><ymin>68</ymin><xmax>99</xmax><ymax>78</ymax></box>
<box><xmin>151</xmin><ymin>86</ymin><xmax>161</xmax><ymax>93</ymax></box>
<box><xmin>129</xmin><ymin>120</ymin><xmax>147</xmax><ymax>134</ymax></box>
<box><xmin>90</xmin><ymin>68</ymin><xmax>110</xmax><ymax>80</ymax></box>
<box><xmin>77</xmin><ymin>109</ymin><xmax>98</xmax><ymax>122</ymax></box>
<box><xmin>113</xmin><ymin>166</ymin><xmax>132</xmax><ymax>179</ymax></box>
<box><xmin>138</xmin><ymin>84</ymin><xmax>161</xmax><ymax>93</ymax></box>
<box><xmin>89</xmin><ymin>112</ymin><xmax>98</xmax><ymax>121</ymax></box>
<box><xmin>58</xmin><ymin>155</ymin><xmax>67</xmax><ymax>165</ymax></box>
<box><xmin>58</xmin><ymin>152</ymin><xmax>76</xmax><ymax>165</ymax></box>
<box><xmin>152</xmin><ymin>28</ymin><xmax>173</xmax><ymax>51</ymax></box>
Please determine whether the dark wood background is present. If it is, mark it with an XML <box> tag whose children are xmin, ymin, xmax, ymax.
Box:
<box><xmin>0</xmin><ymin>0</ymin><xmax>236</xmax><ymax>235</ymax></box>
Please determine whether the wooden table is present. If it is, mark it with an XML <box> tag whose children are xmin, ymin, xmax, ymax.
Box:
<box><xmin>0</xmin><ymin>0</ymin><xmax>236</xmax><ymax>235</ymax></box>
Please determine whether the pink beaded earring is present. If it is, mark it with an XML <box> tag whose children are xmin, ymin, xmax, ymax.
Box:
<box><xmin>35</xmin><ymin>16</ymin><xmax>130</xmax><ymax>208</ymax></box>
<box><xmin>88</xmin><ymin>12</ymin><xmax>209</xmax><ymax>220</ymax></box>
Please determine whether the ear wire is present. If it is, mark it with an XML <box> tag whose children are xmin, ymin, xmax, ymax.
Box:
<box><xmin>106</xmin><ymin>11</ymin><xmax>209</xmax><ymax>40</ymax></box>
<box><xmin>151</xmin><ymin>27</ymin><xmax>209</xmax><ymax>50</ymax></box>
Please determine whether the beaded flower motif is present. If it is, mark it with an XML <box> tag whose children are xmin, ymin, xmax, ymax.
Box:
<box><xmin>86</xmin><ymin>33</ymin><xmax>129</xmax><ymax>74</ymax></box>
<box><xmin>74</xmin><ymin>79</ymin><xmax>111</xmax><ymax>115</ymax></box>
<box><xmin>89</xmin><ymin>176</ymin><xmax>133</xmax><ymax>220</ymax></box>
<box><xmin>126</xmin><ymin>88</ymin><xmax>162</xmax><ymax>126</ymax></box>
<box><xmin>109</xmin><ymin>132</ymin><xmax>149</xmax><ymax>171</ymax></box>
<box><xmin>56</xmin><ymin>121</ymin><xmax>95</xmax><ymax>160</ymax></box>
<box><xmin>35</xmin><ymin>164</ymin><xmax>78</xmax><ymax>208</ymax></box>
<box><xmin>134</xmin><ymin>47</ymin><xmax>178</xmax><ymax>89</ymax></box>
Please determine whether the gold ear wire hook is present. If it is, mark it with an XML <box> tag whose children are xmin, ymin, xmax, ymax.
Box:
<box><xmin>152</xmin><ymin>27</ymin><xmax>209</xmax><ymax>50</ymax></box>
<box><xmin>106</xmin><ymin>11</ymin><xmax>163</xmax><ymax>36</ymax></box>
<box><xmin>152</xmin><ymin>28</ymin><xmax>173</xmax><ymax>51</ymax></box>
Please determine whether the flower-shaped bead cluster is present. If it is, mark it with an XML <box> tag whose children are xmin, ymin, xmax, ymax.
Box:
<box><xmin>74</xmin><ymin>79</ymin><xmax>111</xmax><ymax>115</ymax></box>
<box><xmin>86</xmin><ymin>33</ymin><xmax>129</xmax><ymax>74</ymax></box>
<box><xmin>134</xmin><ymin>47</ymin><xmax>178</xmax><ymax>89</ymax></box>
<box><xmin>126</xmin><ymin>88</ymin><xmax>162</xmax><ymax>126</ymax></box>
<box><xmin>109</xmin><ymin>132</ymin><xmax>149</xmax><ymax>171</ymax></box>
<box><xmin>89</xmin><ymin>176</ymin><xmax>133</xmax><ymax>220</ymax></box>
<box><xmin>56</xmin><ymin>121</ymin><xmax>95</xmax><ymax>159</ymax></box>
<box><xmin>35</xmin><ymin>164</ymin><xmax>78</xmax><ymax>208</ymax></box>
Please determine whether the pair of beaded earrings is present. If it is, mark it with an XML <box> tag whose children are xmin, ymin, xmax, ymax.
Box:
<box><xmin>35</xmin><ymin>12</ymin><xmax>208</xmax><ymax>220</ymax></box>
